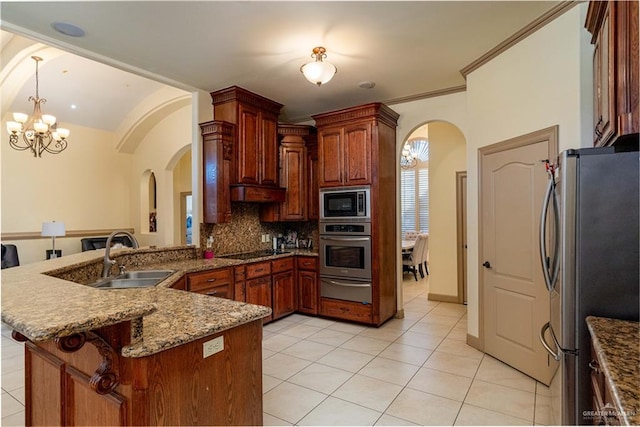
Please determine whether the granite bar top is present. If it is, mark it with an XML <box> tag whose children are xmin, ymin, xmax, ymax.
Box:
<box><xmin>586</xmin><ymin>316</ymin><xmax>640</xmax><ymax>426</ymax></box>
<box><xmin>1</xmin><ymin>245</ymin><xmax>316</xmax><ymax>358</ymax></box>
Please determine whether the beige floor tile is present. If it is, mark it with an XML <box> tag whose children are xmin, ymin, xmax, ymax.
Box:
<box><xmin>534</xmin><ymin>393</ymin><xmax>552</xmax><ymax>425</ymax></box>
<box><xmin>358</xmin><ymin>356</ymin><xmax>420</xmax><ymax>386</ymax></box>
<box><xmin>262</xmin><ymin>353</ymin><xmax>311</xmax><ymax>380</ymax></box>
<box><xmin>422</xmin><ymin>351</ymin><xmax>482</xmax><ymax>378</ymax></box>
<box><xmin>454</xmin><ymin>403</ymin><xmax>530</xmax><ymax>426</ymax></box>
<box><xmin>385</xmin><ymin>388</ymin><xmax>462</xmax><ymax>426</ymax></box>
<box><xmin>301</xmin><ymin>317</ymin><xmax>336</xmax><ymax>328</ymax></box>
<box><xmin>263</xmin><ymin>382</ymin><xmax>327</xmax><ymax>424</ymax></box>
<box><xmin>465</xmin><ymin>379</ymin><xmax>535</xmax><ymax>422</ymax></box>
<box><xmin>359</xmin><ymin>326</ymin><xmax>406</xmax><ymax>342</ymax></box>
<box><xmin>284</xmin><ymin>313</ymin><xmax>314</xmax><ymax>323</ymax></box>
<box><xmin>6</xmin><ymin>387</ymin><xmax>25</xmax><ymax>406</ymax></box>
<box><xmin>264</xmin><ymin>319</ymin><xmax>298</xmax><ymax>333</ymax></box>
<box><xmin>1</xmin><ymin>369</ymin><xmax>25</xmax><ymax>392</ymax></box>
<box><xmin>375</xmin><ymin>413</ymin><xmax>421</xmax><ymax>426</ymax></box>
<box><xmin>420</xmin><ymin>313</ymin><xmax>461</xmax><ymax>327</ymax></box>
<box><xmin>1</xmin><ymin>392</ymin><xmax>23</xmax><ymax>418</ymax></box>
<box><xmin>333</xmin><ymin>374</ymin><xmax>403</xmax><ymax>412</ymax></box>
<box><xmin>407</xmin><ymin>321</ymin><xmax>454</xmax><ymax>338</ymax></box>
<box><xmin>394</xmin><ymin>331</ymin><xmax>444</xmax><ymax>351</ymax></box>
<box><xmin>281</xmin><ymin>339</ymin><xmax>335</xmax><ymax>361</ymax></box>
<box><xmin>429</xmin><ymin>303</ymin><xmax>467</xmax><ymax>318</ymax></box>
<box><xmin>1</xmin><ymin>410</ymin><xmax>24</xmax><ymax>427</ymax></box>
<box><xmin>407</xmin><ymin>367</ymin><xmax>472</xmax><ymax>402</ymax></box>
<box><xmin>262</xmin><ymin>333</ymin><xmax>300</xmax><ymax>352</ymax></box>
<box><xmin>263</xmin><ymin>412</ymin><xmax>292</xmax><ymax>426</ymax></box>
<box><xmin>1</xmin><ymin>356</ymin><xmax>24</xmax><ymax>375</ymax></box>
<box><xmin>327</xmin><ymin>322</ymin><xmax>368</xmax><ymax>335</ymax></box>
<box><xmin>307</xmin><ymin>328</ymin><xmax>355</xmax><ymax>347</ymax></box>
<box><xmin>380</xmin><ymin>316</ymin><xmax>419</xmax><ymax>331</ymax></box>
<box><xmin>401</xmin><ymin>310</ymin><xmax>429</xmax><ymax>322</ymax></box>
<box><xmin>474</xmin><ymin>355</ymin><xmax>536</xmax><ymax>392</ymax></box>
<box><xmin>262</xmin><ymin>348</ymin><xmax>276</xmax><ymax>360</ymax></box>
<box><xmin>263</xmin><ymin>374</ymin><xmax>283</xmax><ymax>394</ymax></box>
<box><xmin>340</xmin><ymin>335</ymin><xmax>391</xmax><ymax>356</ymax></box>
<box><xmin>378</xmin><ymin>342</ymin><xmax>432</xmax><ymax>366</ymax></box>
<box><xmin>288</xmin><ymin>363</ymin><xmax>353</xmax><ymax>394</ymax></box>
<box><xmin>446</xmin><ymin>326</ymin><xmax>468</xmax><ymax>341</ymax></box>
<box><xmin>279</xmin><ymin>323</ymin><xmax>323</xmax><ymax>339</ymax></box>
<box><xmin>435</xmin><ymin>337</ymin><xmax>484</xmax><ymax>360</ymax></box>
<box><xmin>317</xmin><ymin>347</ymin><xmax>375</xmax><ymax>373</ymax></box>
<box><xmin>298</xmin><ymin>396</ymin><xmax>382</xmax><ymax>426</ymax></box>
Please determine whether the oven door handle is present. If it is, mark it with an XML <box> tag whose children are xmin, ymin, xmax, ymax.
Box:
<box><xmin>323</xmin><ymin>279</ymin><xmax>372</xmax><ymax>288</ymax></box>
<box><xmin>320</xmin><ymin>236</ymin><xmax>371</xmax><ymax>242</ymax></box>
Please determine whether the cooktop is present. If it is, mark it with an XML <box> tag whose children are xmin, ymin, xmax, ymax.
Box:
<box><xmin>217</xmin><ymin>250</ymin><xmax>290</xmax><ymax>261</ymax></box>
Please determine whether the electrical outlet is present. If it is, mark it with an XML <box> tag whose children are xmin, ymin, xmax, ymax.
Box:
<box><xmin>203</xmin><ymin>336</ymin><xmax>224</xmax><ymax>358</ymax></box>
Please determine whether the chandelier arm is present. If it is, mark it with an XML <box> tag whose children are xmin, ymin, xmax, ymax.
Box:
<box><xmin>41</xmin><ymin>136</ymin><xmax>68</xmax><ymax>155</ymax></box>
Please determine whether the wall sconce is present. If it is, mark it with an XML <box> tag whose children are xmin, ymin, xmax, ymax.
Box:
<box><xmin>42</xmin><ymin>221</ymin><xmax>65</xmax><ymax>259</ymax></box>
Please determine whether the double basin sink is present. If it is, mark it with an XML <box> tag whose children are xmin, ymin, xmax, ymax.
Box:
<box><xmin>91</xmin><ymin>270</ymin><xmax>175</xmax><ymax>289</ymax></box>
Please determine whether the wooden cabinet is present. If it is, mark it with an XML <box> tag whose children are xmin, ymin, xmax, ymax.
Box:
<box><xmin>589</xmin><ymin>344</ymin><xmax>622</xmax><ymax>425</ymax></box>
<box><xmin>19</xmin><ymin>319</ymin><xmax>263</xmax><ymax>426</ymax></box>
<box><xmin>307</xmin><ymin>139</ymin><xmax>320</xmax><ymax>220</ymax></box>
<box><xmin>260</xmin><ymin>124</ymin><xmax>317</xmax><ymax>222</ymax></box>
<box><xmin>316</xmin><ymin>122</ymin><xmax>372</xmax><ymax>187</ymax></box>
<box><xmin>170</xmin><ymin>275</ymin><xmax>186</xmax><ymax>291</ymax></box>
<box><xmin>245</xmin><ymin>261</ymin><xmax>273</xmax><ymax>322</ymax></box>
<box><xmin>313</xmin><ymin>103</ymin><xmax>400</xmax><ymax>326</ymax></box>
<box><xmin>199</xmin><ymin>121</ymin><xmax>234</xmax><ymax>223</ymax></box>
<box><xmin>272</xmin><ymin>257</ymin><xmax>295</xmax><ymax>320</ymax></box>
<box><xmin>210</xmin><ymin>86</ymin><xmax>285</xmax><ymax>202</ymax></box>
<box><xmin>234</xmin><ymin>266</ymin><xmax>246</xmax><ymax>302</ymax></box>
<box><xmin>187</xmin><ymin>268</ymin><xmax>233</xmax><ymax>299</ymax></box>
<box><xmin>586</xmin><ymin>1</ymin><xmax>639</xmax><ymax>147</ymax></box>
<box><xmin>296</xmin><ymin>256</ymin><xmax>318</xmax><ymax>315</ymax></box>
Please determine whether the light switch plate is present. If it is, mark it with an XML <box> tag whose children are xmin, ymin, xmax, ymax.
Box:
<box><xmin>203</xmin><ymin>336</ymin><xmax>224</xmax><ymax>358</ymax></box>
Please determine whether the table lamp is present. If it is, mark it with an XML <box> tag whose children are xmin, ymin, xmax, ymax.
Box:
<box><xmin>41</xmin><ymin>221</ymin><xmax>65</xmax><ymax>259</ymax></box>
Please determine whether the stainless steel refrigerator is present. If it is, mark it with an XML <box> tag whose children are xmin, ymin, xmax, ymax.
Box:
<box><xmin>539</xmin><ymin>145</ymin><xmax>639</xmax><ymax>425</ymax></box>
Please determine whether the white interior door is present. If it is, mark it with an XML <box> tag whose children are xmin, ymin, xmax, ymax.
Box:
<box><xmin>480</xmin><ymin>129</ymin><xmax>558</xmax><ymax>385</ymax></box>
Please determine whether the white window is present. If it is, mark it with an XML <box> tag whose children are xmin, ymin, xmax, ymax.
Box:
<box><xmin>400</xmin><ymin>138</ymin><xmax>429</xmax><ymax>234</ymax></box>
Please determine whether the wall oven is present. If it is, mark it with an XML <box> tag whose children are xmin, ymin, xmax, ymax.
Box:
<box><xmin>319</xmin><ymin>221</ymin><xmax>372</xmax><ymax>304</ymax></box>
<box><xmin>320</xmin><ymin>186</ymin><xmax>370</xmax><ymax>221</ymax></box>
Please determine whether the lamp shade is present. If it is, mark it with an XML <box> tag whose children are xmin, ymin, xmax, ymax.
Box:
<box><xmin>41</xmin><ymin>221</ymin><xmax>66</xmax><ymax>237</ymax></box>
<box><xmin>301</xmin><ymin>61</ymin><xmax>337</xmax><ymax>86</ymax></box>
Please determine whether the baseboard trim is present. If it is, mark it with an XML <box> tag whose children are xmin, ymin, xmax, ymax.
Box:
<box><xmin>427</xmin><ymin>292</ymin><xmax>459</xmax><ymax>303</ymax></box>
<box><xmin>394</xmin><ymin>309</ymin><xmax>405</xmax><ymax>319</ymax></box>
<box><xmin>466</xmin><ymin>333</ymin><xmax>483</xmax><ymax>352</ymax></box>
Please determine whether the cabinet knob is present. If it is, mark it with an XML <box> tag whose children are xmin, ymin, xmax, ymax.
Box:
<box><xmin>207</xmin><ymin>278</ymin><xmax>217</xmax><ymax>282</ymax></box>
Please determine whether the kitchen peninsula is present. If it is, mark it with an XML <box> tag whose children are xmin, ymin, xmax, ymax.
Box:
<box><xmin>1</xmin><ymin>246</ymin><xmax>275</xmax><ymax>426</ymax></box>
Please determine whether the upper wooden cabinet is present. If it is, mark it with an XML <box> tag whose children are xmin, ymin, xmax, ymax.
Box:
<box><xmin>586</xmin><ymin>0</ymin><xmax>639</xmax><ymax>147</ymax></box>
<box><xmin>261</xmin><ymin>124</ymin><xmax>317</xmax><ymax>222</ymax></box>
<box><xmin>199</xmin><ymin>120</ymin><xmax>234</xmax><ymax>224</ymax></box>
<box><xmin>313</xmin><ymin>103</ymin><xmax>400</xmax><ymax>188</ymax></box>
<box><xmin>210</xmin><ymin>86</ymin><xmax>286</xmax><ymax>202</ymax></box>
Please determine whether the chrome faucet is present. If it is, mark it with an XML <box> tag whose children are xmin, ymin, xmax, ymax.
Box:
<box><xmin>101</xmin><ymin>231</ymin><xmax>139</xmax><ymax>278</ymax></box>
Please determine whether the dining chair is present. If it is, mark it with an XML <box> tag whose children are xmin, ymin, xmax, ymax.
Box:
<box><xmin>418</xmin><ymin>233</ymin><xmax>429</xmax><ymax>276</ymax></box>
<box><xmin>402</xmin><ymin>234</ymin><xmax>427</xmax><ymax>281</ymax></box>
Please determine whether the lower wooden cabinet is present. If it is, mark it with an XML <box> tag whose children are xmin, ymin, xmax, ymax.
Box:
<box><xmin>273</xmin><ymin>270</ymin><xmax>295</xmax><ymax>320</ymax></box>
<box><xmin>187</xmin><ymin>268</ymin><xmax>233</xmax><ymax>299</ymax></box>
<box><xmin>233</xmin><ymin>266</ymin><xmax>246</xmax><ymax>302</ymax></box>
<box><xmin>320</xmin><ymin>297</ymin><xmax>372</xmax><ymax>324</ymax></box>
<box><xmin>590</xmin><ymin>344</ymin><xmax>622</xmax><ymax>425</ymax></box>
<box><xmin>246</xmin><ymin>276</ymin><xmax>272</xmax><ymax>322</ymax></box>
<box><xmin>297</xmin><ymin>256</ymin><xmax>318</xmax><ymax>315</ymax></box>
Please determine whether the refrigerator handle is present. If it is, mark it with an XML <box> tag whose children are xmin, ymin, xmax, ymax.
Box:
<box><xmin>539</xmin><ymin>177</ymin><xmax>554</xmax><ymax>292</ymax></box>
<box><xmin>549</xmin><ymin>184</ymin><xmax>561</xmax><ymax>289</ymax></box>
<box><xmin>539</xmin><ymin>322</ymin><xmax>562</xmax><ymax>361</ymax></box>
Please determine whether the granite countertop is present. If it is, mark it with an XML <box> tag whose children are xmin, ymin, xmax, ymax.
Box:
<box><xmin>586</xmin><ymin>316</ymin><xmax>640</xmax><ymax>426</ymax></box>
<box><xmin>1</xmin><ymin>246</ymin><xmax>317</xmax><ymax>358</ymax></box>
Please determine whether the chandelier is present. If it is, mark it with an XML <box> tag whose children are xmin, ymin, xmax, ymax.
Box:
<box><xmin>300</xmin><ymin>47</ymin><xmax>337</xmax><ymax>86</ymax></box>
<box><xmin>6</xmin><ymin>56</ymin><xmax>70</xmax><ymax>158</ymax></box>
<box><xmin>400</xmin><ymin>142</ymin><xmax>418</xmax><ymax>169</ymax></box>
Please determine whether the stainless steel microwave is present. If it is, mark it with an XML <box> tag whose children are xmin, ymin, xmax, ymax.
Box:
<box><xmin>320</xmin><ymin>186</ymin><xmax>370</xmax><ymax>221</ymax></box>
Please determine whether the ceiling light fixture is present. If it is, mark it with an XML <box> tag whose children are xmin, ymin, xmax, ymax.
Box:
<box><xmin>6</xmin><ymin>56</ymin><xmax>70</xmax><ymax>158</ymax></box>
<box><xmin>400</xmin><ymin>142</ymin><xmax>418</xmax><ymax>169</ymax></box>
<box><xmin>300</xmin><ymin>47</ymin><xmax>337</xmax><ymax>86</ymax></box>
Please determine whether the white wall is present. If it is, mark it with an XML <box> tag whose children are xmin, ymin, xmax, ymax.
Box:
<box><xmin>427</xmin><ymin>122</ymin><xmax>467</xmax><ymax>299</ymax></box>
<box><xmin>0</xmin><ymin>120</ymin><xmax>132</xmax><ymax>264</ymax></box>
<box><xmin>464</xmin><ymin>3</ymin><xmax>593</xmax><ymax>337</ymax></box>
<box><xmin>131</xmin><ymin>105</ymin><xmax>192</xmax><ymax>248</ymax></box>
<box><xmin>173</xmin><ymin>151</ymin><xmax>192</xmax><ymax>244</ymax></box>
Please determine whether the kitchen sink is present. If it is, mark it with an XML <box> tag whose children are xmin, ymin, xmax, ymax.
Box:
<box><xmin>91</xmin><ymin>270</ymin><xmax>175</xmax><ymax>289</ymax></box>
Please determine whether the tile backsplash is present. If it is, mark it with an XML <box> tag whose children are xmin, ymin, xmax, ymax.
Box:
<box><xmin>199</xmin><ymin>203</ymin><xmax>318</xmax><ymax>257</ymax></box>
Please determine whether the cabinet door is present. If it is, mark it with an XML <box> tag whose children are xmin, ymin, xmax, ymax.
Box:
<box><xmin>297</xmin><ymin>270</ymin><xmax>318</xmax><ymax>315</ymax></box>
<box><xmin>260</xmin><ymin>112</ymin><xmax>279</xmax><ymax>186</ymax></box>
<box><xmin>594</xmin><ymin>8</ymin><xmax>616</xmax><ymax>146</ymax></box>
<box><xmin>343</xmin><ymin>122</ymin><xmax>372</xmax><ymax>185</ymax></box>
<box><xmin>236</xmin><ymin>104</ymin><xmax>260</xmax><ymax>184</ymax></box>
<box><xmin>280</xmin><ymin>145</ymin><xmax>307</xmax><ymax>220</ymax></box>
<box><xmin>246</xmin><ymin>276</ymin><xmax>272</xmax><ymax>322</ymax></box>
<box><xmin>318</xmin><ymin>127</ymin><xmax>344</xmax><ymax>187</ymax></box>
<box><xmin>273</xmin><ymin>271</ymin><xmax>295</xmax><ymax>320</ymax></box>
<box><xmin>307</xmin><ymin>143</ymin><xmax>319</xmax><ymax>220</ymax></box>
<box><xmin>234</xmin><ymin>266</ymin><xmax>246</xmax><ymax>302</ymax></box>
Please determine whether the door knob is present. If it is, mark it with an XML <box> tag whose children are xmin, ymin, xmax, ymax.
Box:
<box><xmin>482</xmin><ymin>261</ymin><xmax>492</xmax><ymax>268</ymax></box>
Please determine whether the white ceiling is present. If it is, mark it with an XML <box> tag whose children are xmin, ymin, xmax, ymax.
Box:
<box><xmin>1</xmin><ymin>1</ymin><xmax>563</xmax><ymax>130</ymax></box>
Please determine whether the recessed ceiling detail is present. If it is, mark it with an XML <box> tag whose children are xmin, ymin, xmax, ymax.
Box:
<box><xmin>51</xmin><ymin>22</ymin><xmax>85</xmax><ymax>38</ymax></box>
